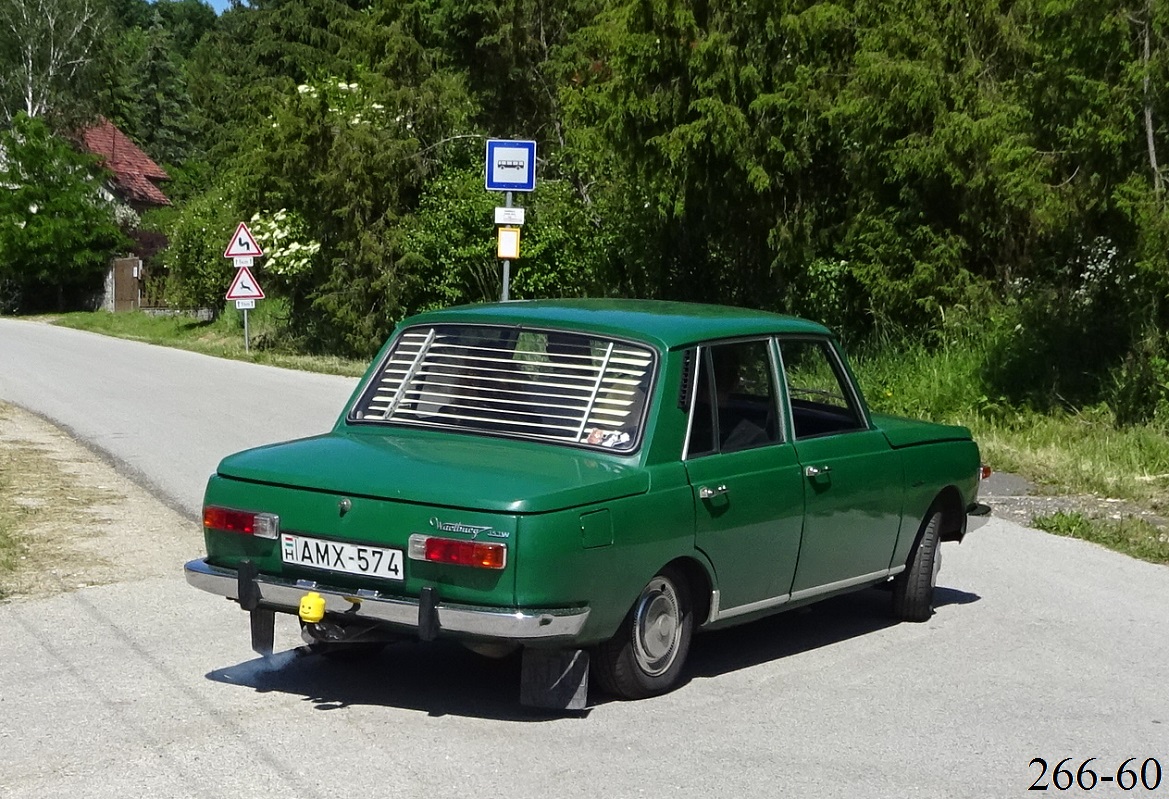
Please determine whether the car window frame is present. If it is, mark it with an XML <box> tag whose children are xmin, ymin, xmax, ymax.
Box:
<box><xmin>774</xmin><ymin>335</ymin><xmax>872</xmax><ymax>441</ymax></box>
<box><xmin>681</xmin><ymin>336</ymin><xmax>788</xmax><ymax>461</ymax></box>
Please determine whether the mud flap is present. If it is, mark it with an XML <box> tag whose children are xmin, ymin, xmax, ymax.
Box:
<box><xmin>250</xmin><ymin>609</ymin><xmax>275</xmax><ymax>656</ymax></box>
<box><xmin>418</xmin><ymin>586</ymin><xmax>439</xmax><ymax>642</ymax></box>
<box><xmin>236</xmin><ymin>559</ymin><xmax>274</xmax><ymax>656</ymax></box>
<box><xmin>520</xmin><ymin>648</ymin><xmax>589</xmax><ymax>711</ymax></box>
<box><xmin>237</xmin><ymin>559</ymin><xmax>261</xmax><ymax>611</ymax></box>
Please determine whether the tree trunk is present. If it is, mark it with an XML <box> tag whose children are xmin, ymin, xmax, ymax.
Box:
<box><xmin>1143</xmin><ymin>3</ymin><xmax>1163</xmax><ymax>193</ymax></box>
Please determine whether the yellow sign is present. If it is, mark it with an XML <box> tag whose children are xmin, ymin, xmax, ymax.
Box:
<box><xmin>497</xmin><ymin>226</ymin><xmax>521</xmax><ymax>259</ymax></box>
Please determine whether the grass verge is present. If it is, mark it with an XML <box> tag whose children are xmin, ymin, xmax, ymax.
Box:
<box><xmin>0</xmin><ymin>480</ymin><xmax>19</xmax><ymax>599</ymax></box>
<box><xmin>49</xmin><ymin>306</ymin><xmax>369</xmax><ymax>377</ymax></box>
<box><xmin>0</xmin><ymin>405</ymin><xmax>116</xmax><ymax>599</ymax></box>
<box><xmin>1031</xmin><ymin>511</ymin><xmax>1169</xmax><ymax>565</ymax></box>
<box><xmin>856</xmin><ymin>341</ymin><xmax>1169</xmax><ymax>513</ymax></box>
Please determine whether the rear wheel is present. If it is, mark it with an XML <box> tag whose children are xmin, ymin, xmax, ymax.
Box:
<box><xmin>593</xmin><ymin>566</ymin><xmax>693</xmax><ymax>699</ymax></box>
<box><xmin>891</xmin><ymin>507</ymin><xmax>942</xmax><ymax>622</ymax></box>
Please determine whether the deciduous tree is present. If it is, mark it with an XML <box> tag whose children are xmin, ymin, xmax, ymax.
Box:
<box><xmin>0</xmin><ymin>113</ymin><xmax>127</xmax><ymax>311</ymax></box>
<box><xmin>0</xmin><ymin>0</ymin><xmax>110</xmax><ymax>124</ymax></box>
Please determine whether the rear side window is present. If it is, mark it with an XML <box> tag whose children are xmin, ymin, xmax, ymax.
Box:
<box><xmin>350</xmin><ymin>324</ymin><xmax>655</xmax><ymax>452</ymax></box>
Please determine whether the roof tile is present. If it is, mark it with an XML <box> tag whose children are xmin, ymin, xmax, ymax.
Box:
<box><xmin>78</xmin><ymin>118</ymin><xmax>170</xmax><ymax>205</ymax></box>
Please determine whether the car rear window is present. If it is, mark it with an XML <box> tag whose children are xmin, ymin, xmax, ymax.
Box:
<box><xmin>349</xmin><ymin>324</ymin><xmax>655</xmax><ymax>452</ymax></box>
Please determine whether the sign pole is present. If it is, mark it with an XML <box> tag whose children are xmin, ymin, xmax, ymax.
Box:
<box><xmin>224</xmin><ymin>222</ymin><xmax>265</xmax><ymax>353</ymax></box>
<box><xmin>502</xmin><ymin>191</ymin><xmax>513</xmax><ymax>302</ymax></box>
<box><xmin>486</xmin><ymin>139</ymin><xmax>535</xmax><ymax>303</ymax></box>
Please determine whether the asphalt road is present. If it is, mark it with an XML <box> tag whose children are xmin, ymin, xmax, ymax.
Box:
<box><xmin>1</xmin><ymin>318</ymin><xmax>1166</xmax><ymax>798</ymax></box>
<box><xmin>0</xmin><ymin>318</ymin><xmax>358</xmax><ymax>517</ymax></box>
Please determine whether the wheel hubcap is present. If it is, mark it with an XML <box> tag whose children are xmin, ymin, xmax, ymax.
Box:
<box><xmin>632</xmin><ymin>577</ymin><xmax>682</xmax><ymax>677</ymax></box>
<box><xmin>931</xmin><ymin>543</ymin><xmax>942</xmax><ymax>588</ymax></box>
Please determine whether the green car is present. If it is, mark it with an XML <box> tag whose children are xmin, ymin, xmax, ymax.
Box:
<box><xmin>185</xmin><ymin>299</ymin><xmax>987</xmax><ymax>708</ymax></box>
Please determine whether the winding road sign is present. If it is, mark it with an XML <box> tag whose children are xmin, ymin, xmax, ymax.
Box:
<box><xmin>224</xmin><ymin>222</ymin><xmax>264</xmax><ymax>258</ymax></box>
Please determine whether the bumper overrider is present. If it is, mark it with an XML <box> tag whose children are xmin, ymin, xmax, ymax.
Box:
<box><xmin>966</xmin><ymin>502</ymin><xmax>992</xmax><ymax>533</ymax></box>
<box><xmin>183</xmin><ymin>558</ymin><xmax>590</xmax><ymax>642</ymax></box>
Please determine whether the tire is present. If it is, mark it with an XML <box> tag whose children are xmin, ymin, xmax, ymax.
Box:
<box><xmin>593</xmin><ymin>566</ymin><xmax>693</xmax><ymax>700</ymax></box>
<box><xmin>891</xmin><ymin>506</ymin><xmax>943</xmax><ymax>622</ymax></box>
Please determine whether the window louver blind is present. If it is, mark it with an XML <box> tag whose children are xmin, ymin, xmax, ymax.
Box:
<box><xmin>351</xmin><ymin>325</ymin><xmax>655</xmax><ymax>450</ymax></box>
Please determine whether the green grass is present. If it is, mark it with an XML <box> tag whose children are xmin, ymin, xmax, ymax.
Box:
<box><xmin>855</xmin><ymin>339</ymin><xmax>1169</xmax><ymax>512</ymax></box>
<box><xmin>0</xmin><ymin>409</ymin><xmax>21</xmax><ymax>597</ymax></box>
<box><xmin>50</xmin><ymin>305</ymin><xmax>369</xmax><ymax>377</ymax></box>
<box><xmin>0</xmin><ymin>501</ymin><xmax>18</xmax><ymax>600</ymax></box>
<box><xmin>1031</xmin><ymin>511</ymin><xmax>1169</xmax><ymax>565</ymax></box>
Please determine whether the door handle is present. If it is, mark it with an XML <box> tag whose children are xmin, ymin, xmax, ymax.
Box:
<box><xmin>698</xmin><ymin>484</ymin><xmax>728</xmax><ymax>500</ymax></box>
<box><xmin>804</xmin><ymin>465</ymin><xmax>832</xmax><ymax>479</ymax></box>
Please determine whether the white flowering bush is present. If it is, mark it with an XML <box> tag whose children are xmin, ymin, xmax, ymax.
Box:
<box><xmin>113</xmin><ymin>201</ymin><xmax>140</xmax><ymax>230</ymax></box>
<box><xmin>248</xmin><ymin>208</ymin><xmax>319</xmax><ymax>279</ymax></box>
<box><xmin>1071</xmin><ymin>236</ymin><xmax>1135</xmax><ymax>309</ymax></box>
<box><xmin>286</xmin><ymin>77</ymin><xmax>405</xmax><ymax>131</ymax></box>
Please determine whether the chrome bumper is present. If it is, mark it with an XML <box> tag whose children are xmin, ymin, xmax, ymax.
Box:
<box><xmin>183</xmin><ymin>559</ymin><xmax>590</xmax><ymax>642</ymax></box>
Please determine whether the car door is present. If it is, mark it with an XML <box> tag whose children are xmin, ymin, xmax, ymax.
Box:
<box><xmin>777</xmin><ymin>338</ymin><xmax>904</xmax><ymax>593</ymax></box>
<box><xmin>683</xmin><ymin>340</ymin><xmax>805</xmax><ymax>618</ymax></box>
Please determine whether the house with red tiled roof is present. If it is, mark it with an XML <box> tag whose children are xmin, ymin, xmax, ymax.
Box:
<box><xmin>76</xmin><ymin>118</ymin><xmax>171</xmax><ymax>311</ymax></box>
<box><xmin>78</xmin><ymin>117</ymin><xmax>171</xmax><ymax>209</ymax></box>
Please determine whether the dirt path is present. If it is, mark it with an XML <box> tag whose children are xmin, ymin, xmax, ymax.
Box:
<box><xmin>0</xmin><ymin>402</ymin><xmax>200</xmax><ymax>600</ymax></box>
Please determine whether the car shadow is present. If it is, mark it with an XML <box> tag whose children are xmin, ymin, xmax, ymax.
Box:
<box><xmin>680</xmin><ymin>584</ymin><xmax>981</xmax><ymax>686</ymax></box>
<box><xmin>205</xmin><ymin>585</ymin><xmax>980</xmax><ymax>719</ymax></box>
<box><xmin>206</xmin><ymin>640</ymin><xmax>561</xmax><ymax>721</ymax></box>
<box><xmin>934</xmin><ymin>586</ymin><xmax>981</xmax><ymax>607</ymax></box>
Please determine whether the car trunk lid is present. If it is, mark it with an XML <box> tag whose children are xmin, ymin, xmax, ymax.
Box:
<box><xmin>214</xmin><ymin>429</ymin><xmax>649</xmax><ymax>513</ymax></box>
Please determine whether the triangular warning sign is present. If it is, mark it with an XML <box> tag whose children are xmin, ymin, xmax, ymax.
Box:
<box><xmin>225</xmin><ymin>266</ymin><xmax>265</xmax><ymax>300</ymax></box>
<box><xmin>223</xmin><ymin>222</ymin><xmax>264</xmax><ymax>258</ymax></box>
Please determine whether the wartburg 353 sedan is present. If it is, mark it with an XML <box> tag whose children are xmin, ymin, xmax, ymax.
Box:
<box><xmin>185</xmin><ymin>299</ymin><xmax>986</xmax><ymax>708</ymax></box>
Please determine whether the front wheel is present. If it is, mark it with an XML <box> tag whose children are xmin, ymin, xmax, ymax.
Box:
<box><xmin>891</xmin><ymin>507</ymin><xmax>942</xmax><ymax>622</ymax></box>
<box><xmin>593</xmin><ymin>566</ymin><xmax>693</xmax><ymax>700</ymax></box>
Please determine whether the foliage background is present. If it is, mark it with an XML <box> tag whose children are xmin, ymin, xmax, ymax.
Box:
<box><xmin>3</xmin><ymin>0</ymin><xmax>1169</xmax><ymax>424</ymax></box>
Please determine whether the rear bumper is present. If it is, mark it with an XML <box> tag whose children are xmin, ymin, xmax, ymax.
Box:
<box><xmin>184</xmin><ymin>559</ymin><xmax>590</xmax><ymax>642</ymax></box>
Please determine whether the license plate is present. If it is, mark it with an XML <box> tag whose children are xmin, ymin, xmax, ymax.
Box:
<box><xmin>281</xmin><ymin>534</ymin><xmax>404</xmax><ymax>581</ymax></box>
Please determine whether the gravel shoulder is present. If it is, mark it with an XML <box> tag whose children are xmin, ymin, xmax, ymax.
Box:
<box><xmin>980</xmin><ymin>470</ymin><xmax>1169</xmax><ymax>532</ymax></box>
<box><xmin>0</xmin><ymin>402</ymin><xmax>200</xmax><ymax>600</ymax></box>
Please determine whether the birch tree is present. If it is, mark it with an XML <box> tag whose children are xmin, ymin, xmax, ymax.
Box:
<box><xmin>0</xmin><ymin>0</ymin><xmax>109</xmax><ymax>123</ymax></box>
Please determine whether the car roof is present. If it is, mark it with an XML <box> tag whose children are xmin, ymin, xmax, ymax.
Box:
<box><xmin>399</xmin><ymin>298</ymin><xmax>833</xmax><ymax>350</ymax></box>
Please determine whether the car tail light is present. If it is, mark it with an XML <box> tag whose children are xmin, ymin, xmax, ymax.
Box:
<box><xmin>203</xmin><ymin>506</ymin><xmax>280</xmax><ymax>539</ymax></box>
<box><xmin>408</xmin><ymin>534</ymin><xmax>506</xmax><ymax>569</ymax></box>
<box><xmin>980</xmin><ymin>464</ymin><xmax>993</xmax><ymax>480</ymax></box>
